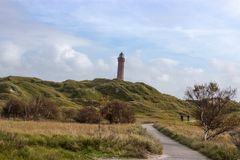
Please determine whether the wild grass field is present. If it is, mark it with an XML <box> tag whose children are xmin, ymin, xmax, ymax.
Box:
<box><xmin>1</xmin><ymin>76</ymin><xmax>239</xmax><ymax>160</ymax></box>
<box><xmin>0</xmin><ymin>120</ymin><xmax>162</xmax><ymax>160</ymax></box>
<box><xmin>154</xmin><ymin>120</ymin><xmax>240</xmax><ymax>160</ymax></box>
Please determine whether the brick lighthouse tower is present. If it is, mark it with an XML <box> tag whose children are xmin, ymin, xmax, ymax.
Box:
<box><xmin>117</xmin><ymin>52</ymin><xmax>125</xmax><ymax>80</ymax></box>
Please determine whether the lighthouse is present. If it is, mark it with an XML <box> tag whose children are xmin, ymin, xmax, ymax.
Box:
<box><xmin>117</xmin><ymin>52</ymin><xmax>125</xmax><ymax>80</ymax></box>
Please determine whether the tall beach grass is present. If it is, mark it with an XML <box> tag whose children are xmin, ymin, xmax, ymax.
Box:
<box><xmin>0</xmin><ymin>120</ymin><xmax>162</xmax><ymax>160</ymax></box>
<box><xmin>154</xmin><ymin>121</ymin><xmax>239</xmax><ymax>160</ymax></box>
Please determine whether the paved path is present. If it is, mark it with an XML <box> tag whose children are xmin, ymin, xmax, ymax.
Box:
<box><xmin>142</xmin><ymin>124</ymin><xmax>210</xmax><ymax>160</ymax></box>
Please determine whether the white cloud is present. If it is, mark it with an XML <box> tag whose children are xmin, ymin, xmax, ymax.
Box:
<box><xmin>184</xmin><ymin>67</ymin><xmax>204</xmax><ymax>75</ymax></box>
<box><xmin>210</xmin><ymin>59</ymin><xmax>238</xmax><ymax>74</ymax></box>
<box><xmin>219</xmin><ymin>0</ymin><xmax>240</xmax><ymax>17</ymax></box>
<box><xmin>97</xmin><ymin>59</ymin><xmax>109</xmax><ymax>71</ymax></box>
<box><xmin>0</xmin><ymin>42</ymin><xmax>23</xmax><ymax>67</ymax></box>
<box><xmin>1</xmin><ymin>0</ymin><xmax>240</xmax><ymax>100</ymax></box>
<box><xmin>54</xmin><ymin>45</ymin><xmax>93</xmax><ymax>70</ymax></box>
<box><xmin>0</xmin><ymin>0</ymin><xmax>96</xmax><ymax>80</ymax></box>
<box><xmin>124</xmin><ymin>54</ymin><xmax>207</xmax><ymax>97</ymax></box>
<box><xmin>209</xmin><ymin>59</ymin><xmax>240</xmax><ymax>99</ymax></box>
<box><xmin>156</xmin><ymin>74</ymin><xmax>170</xmax><ymax>82</ymax></box>
<box><xmin>151</xmin><ymin>58</ymin><xmax>178</xmax><ymax>67</ymax></box>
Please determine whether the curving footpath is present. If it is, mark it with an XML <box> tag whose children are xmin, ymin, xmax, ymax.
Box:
<box><xmin>142</xmin><ymin>124</ymin><xmax>210</xmax><ymax>160</ymax></box>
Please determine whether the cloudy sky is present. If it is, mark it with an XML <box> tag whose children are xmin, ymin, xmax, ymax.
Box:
<box><xmin>1</xmin><ymin>0</ymin><xmax>240</xmax><ymax>99</ymax></box>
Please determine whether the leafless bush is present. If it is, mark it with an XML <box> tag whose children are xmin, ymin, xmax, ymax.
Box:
<box><xmin>2</xmin><ymin>98</ymin><xmax>26</xmax><ymax>119</ymax></box>
<box><xmin>102</xmin><ymin>101</ymin><xmax>135</xmax><ymax>124</ymax></box>
<box><xmin>61</xmin><ymin>107</ymin><xmax>78</xmax><ymax>121</ymax></box>
<box><xmin>28</xmin><ymin>96</ymin><xmax>59</xmax><ymax>120</ymax></box>
<box><xmin>74</xmin><ymin>107</ymin><xmax>100</xmax><ymax>123</ymax></box>
<box><xmin>2</xmin><ymin>96</ymin><xmax>59</xmax><ymax>120</ymax></box>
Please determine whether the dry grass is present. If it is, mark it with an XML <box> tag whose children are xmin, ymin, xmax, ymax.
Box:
<box><xmin>0</xmin><ymin>120</ymin><xmax>162</xmax><ymax>160</ymax></box>
<box><xmin>0</xmin><ymin>119</ymin><xmax>134</xmax><ymax>137</ymax></box>
<box><xmin>158</xmin><ymin>120</ymin><xmax>203</xmax><ymax>139</ymax></box>
<box><xmin>157</xmin><ymin>119</ymin><xmax>233</xmax><ymax>144</ymax></box>
<box><xmin>155</xmin><ymin>120</ymin><xmax>239</xmax><ymax>160</ymax></box>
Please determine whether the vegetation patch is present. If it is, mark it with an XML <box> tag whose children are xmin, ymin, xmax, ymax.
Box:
<box><xmin>154</xmin><ymin>123</ymin><xmax>240</xmax><ymax>160</ymax></box>
<box><xmin>0</xmin><ymin>120</ymin><xmax>162</xmax><ymax>160</ymax></box>
<box><xmin>0</xmin><ymin>76</ymin><xmax>192</xmax><ymax>122</ymax></box>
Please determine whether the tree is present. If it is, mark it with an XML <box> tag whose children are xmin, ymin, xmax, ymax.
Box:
<box><xmin>185</xmin><ymin>82</ymin><xmax>240</xmax><ymax>141</ymax></box>
<box><xmin>102</xmin><ymin>101</ymin><xmax>135</xmax><ymax>124</ymax></box>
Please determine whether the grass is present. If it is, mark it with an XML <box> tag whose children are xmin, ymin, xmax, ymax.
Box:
<box><xmin>0</xmin><ymin>120</ymin><xmax>142</xmax><ymax>136</ymax></box>
<box><xmin>0</xmin><ymin>76</ymin><xmax>192</xmax><ymax>160</ymax></box>
<box><xmin>0</xmin><ymin>120</ymin><xmax>162</xmax><ymax>160</ymax></box>
<box><xmin>0</xmin><ymin>76</ymin><xmax>191</xmax><ymax>119</ymax></box>
<box><xmin>154</xmin><ymin>120</ymin><xmax>240</xmax><ymax>160</ymax></box>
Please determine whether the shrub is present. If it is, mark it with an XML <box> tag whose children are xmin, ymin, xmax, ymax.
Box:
<box><xmin>61</xmin><ymin>108</ymin><xmax>78</xmax><ymax>121</ymax></box>
<box><xmin>74</xmin><ymin>107</ymin><xmax>100</xmax><ymax>123</ymax></box>
<box><xmin>2</xmin><ymin>96</ymin><xmax>60</xmax><ymax>120</ymax></box>
<box><xmin>2</xmin><ymin>98</ymin><xmax>27</xmax><ymax>119</ymax></box>
<box><xmin>28</xmin><ymin>96</ymin><xmax>60</xmax><ymax>120</ymax></box>
<box><xmin>102</xmin><ymin>101</ymin><xmax>135</xmax><ymax>123</ymax></box>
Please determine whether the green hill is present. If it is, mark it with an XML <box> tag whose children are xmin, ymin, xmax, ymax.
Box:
<box><xmin>0</xmin><ymin>76</ymin><xmax>191</xmax><ymax>121</ymax></box>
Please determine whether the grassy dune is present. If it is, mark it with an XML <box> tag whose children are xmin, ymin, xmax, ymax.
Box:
<box><xmin>154</xmin><ymin>120</ymin><xmax>240</xmax><ymax>160</ymax></box>
<box><xmin>0</xmin><ymin>120</ymin><xmax>162</xmax><ymax>160</ymax></box>
<box><xmin>1</xmin><ymin>76</ymin><xmax>239</xmax><ymax>159</ymax></box>
<box><xmin>0</xmin><ymin>76</ymin><xmax>191</xmax><ymax>122</ymax></box>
